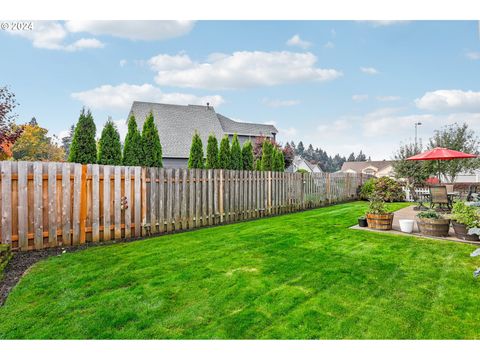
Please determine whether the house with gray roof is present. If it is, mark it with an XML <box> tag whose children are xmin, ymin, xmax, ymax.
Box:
<box><xmin>128</xmin><ymin>101</ymin><xmax>278</xmax><ymax>168</ymax></box>
<box><xmin>340</xmin><ymin>160</ymin><xmax>395</xmax><ymax>178</ymax></box>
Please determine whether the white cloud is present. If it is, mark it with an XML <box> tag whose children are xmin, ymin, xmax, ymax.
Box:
<box><xmin>7</xmin><ymin>21</ymin><xmax>104</xmax><ymax>51</ymax></box>
<box><xmin>148</xmin><ymin>53</ymin><xmax>194</xmax><ymax>71</ymax></box>
<box><xmin>466</xmin><ymin>51</ymin><xmax>480</xmax><ymax>60</ymax></box>
<box><xmin>317</xmin><ymin>119</ymin><xmax>350</xmax><ymax>134</ymax></box>
<box><xmin>71</xmin><ymin>83</ymin><xmax>224</xmax><ymax>111</ymax></box>
<box><xmin>360</xmin><ymin>21</ymin><xmax>411</xmax><ymax>27</ymax></box>
<box><xmin>286</xmin><ymin>34</ymin><xmax>312</xmax><ymax>49</ymax></box>
<box><xmin>151</xmin><ymin>51</ymin><xmax>342</xmax><ymax>90</ymax></box>
<box><xmin>415</xmin><ymin>89</ymin><xmax>480</xmax><ymax>112</ymax></box>
<box><xmin>352</xmin><ymin>94</ymin><xmax>369</xmax><ymax>102</ymax></box>
<box><xmin>65</xmin><ymin>20</ymin><xmax>195</xmax><ymax>41</ymax></box>
<box><xmin>360</xmin><ymin>67</ymin><xmax>379</xmax><ymax>75</ymax></box>
<box><xmin>119</xmin><ymin>59</ymin><xmax>127</xmax><ymax>67</ymax></box>
<box><xmin>262</xmin><ymin>98</ymin><xmax>300</xmax><ymax>108</ymax></box>
<box><xmin>324</xmin><ymin>41</ymin><xmax>335</xmax><ymax>49</ymax></box>
<box><xmin>376</xmin><ymin>95</ymin><xmax>401</xmax><ymax>102</ymax></box>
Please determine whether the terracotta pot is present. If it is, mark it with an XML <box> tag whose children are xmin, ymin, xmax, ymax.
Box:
<box><xmin>416</xmin><ymin>217</ymin><xmax>450</xmax><ymax>237</ymax></box>
<box><xmin>452</xmin><ymin>221</ymin><xmax>479</xmax><ymax>241</ymax></box>
<box><xmin>366</xmin><ymin>213</ymin><xmax>394</xmax><ymax>230</ymax></box>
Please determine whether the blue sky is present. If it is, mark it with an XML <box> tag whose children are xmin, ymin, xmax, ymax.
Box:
<box><xmin>1</xmin><ymin>20</ymin><xmax>480</xmax><ymax>159</ymax></box>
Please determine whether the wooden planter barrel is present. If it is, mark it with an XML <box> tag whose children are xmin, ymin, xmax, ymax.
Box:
<box><xmin>366</xmin><ymin>213</ymin><xmax>394</xmax><ymax>230</ymax></box>
<box><xmin>416</xmin><ymin>217</ymin><xmax>450</xmax><ymax>237</ymax></box>
<box><xmin>452</xmin><ymin>221</ymin><xmax>479</xmax><ymax>241</ymax></box>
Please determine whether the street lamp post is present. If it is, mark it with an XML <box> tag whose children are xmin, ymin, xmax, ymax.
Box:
<box><xmin>414</xmin><ymin>122</ymin><xmax>422</xmax><ymax>149</ymax></box>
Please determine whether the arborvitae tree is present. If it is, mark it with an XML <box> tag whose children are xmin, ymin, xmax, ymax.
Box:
<box><xmin>140</xmin><ymin>112</ymin><xmax>163</xmax><ymax>167</ymax></box>
<box><xmin>272</xmin><ymin>148</ymin><xmax>285</xmax><ymax>172</ymax></box>
<box><xmin>218</xmin><ymin>135</ymin><xmax>231</xmax><ymax>169</ymax></box>
<box><xmin>241</xmin><ymin>140</ymin><xmax>254</xmax><ymax>170</ymax></box>
<box><xmin>123</xmin><ymin>115</ymin><xmax>142</xmax><ymax>166</ymax></box>
<box><xmin>230</xmin><ymin>133</ymin><xmax>243</xmax><ymax>170</ymax></box>
<box><xmin>188</xmin><ymin>131</ymin><xmax>205</xmax><ymax>169</ymax></box>
<box><xmin>260</xmin><ymin>139</ymin><xmax>274</xmax><ymax>171</ymax></box>
<box><xmin>68</xmin><ymin>108</ymin><xmax>97</xmax><ymax>164</ymax></box>
<box><xmin>205</xmin><ymin>133</ymin><xmax>219</xmax><ymax>169</ymax></box>
<box><xmin>98</xmin><ymin>119</ymin><xmax>122</xmax><ymax>165</ymax></box>
<box><xmin>255</xmin><ymin>159</ymin><xmax>262</xmax><ymax>171</ymax></box>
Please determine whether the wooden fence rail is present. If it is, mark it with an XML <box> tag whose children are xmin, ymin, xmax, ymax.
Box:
<box><xmin>0</xmin><ymin>161</ymin><xmax>367</xmax><ymax>251</ymax></box>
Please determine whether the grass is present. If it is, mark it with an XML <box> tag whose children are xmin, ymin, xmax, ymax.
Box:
<box><xmin>1</xmin><ymin>201</ymin><xmax>479</xmax><ymax>339</ymax></box>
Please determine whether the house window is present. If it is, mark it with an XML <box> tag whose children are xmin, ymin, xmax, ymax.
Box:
<box><xmin>364</xmin><ymin>168</ymin><xmax>375</xmax><ymax>175</ymax></box>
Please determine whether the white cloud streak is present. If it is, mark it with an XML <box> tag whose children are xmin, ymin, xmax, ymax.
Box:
<box><xmin>262</xmin><ymin>98</ymin><xmax>300</xmax><ymax>108</ymax></box>
<box><xmin>71</xmin><ymin>83</ymin><xmax>224</xmax><ymax>111</ymax></box>
<box><xmin>150</xmin><ymin>51</ymin><xmax>342</xmax><ymax>90</ymax></box>
<box><xmin>360</xmin><ymin>67</ymin><xmax>379</xmax><ymax>75</ymax></box>
<box><xmin>352</xmin><ymin>94</ymin><xmax>369</xmax><ymax>102</ymax></box>
<box><xmin>415</xmin><ymin>89</ymin><xmax>480</xmax><ymax>112</ymax></box>
<box><xmin>286</xmin><ymin>34</ymin><xmax>312</xmax><ymax>49</ymax></box>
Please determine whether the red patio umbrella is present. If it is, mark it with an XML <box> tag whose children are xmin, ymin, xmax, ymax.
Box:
<box><xmin>407</xmin><ymin>147</ymin><xmax>477</xmax><ymax>183</ymax></box>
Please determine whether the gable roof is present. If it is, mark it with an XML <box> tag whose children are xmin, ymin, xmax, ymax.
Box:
<box><xmin>128</xmin><ymin>101</ymin><xmax>278</xmax><ymax>159</ymax></box>
<box><xmin>341</xmin><ymin>160</ymin><xmax>394</xmax><ymax>173</ymax></box>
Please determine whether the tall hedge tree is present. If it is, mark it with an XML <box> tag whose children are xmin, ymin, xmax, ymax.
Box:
<box><xmin>68</xmin><ymin>108</ymin><xmax>97</xmax><ymax>164</ymax></box>
<box><xmin>218</xmin><ymin>135</ymin><xmax>231</xmax><ymax>169</ymax></box>
<box><xmin>98</xmin><ymin>119</ymin><xmax>122</xmax><ymax>165</ymax></box>
<box><xmin>230</xmin><ymin>134</ymin><xmax>243</xmax><ymax>170</ymax></box>
<box><xmin>241</xmin><ymin>140</ymin><xmax>254</xmax><ymax>170</ymax></box>
<box><xmin>123</xmin><ymin>115</ymin><xmax>142</xmax><ymax>166</ymax></box>
<box><xmin>272</xmin><ymin>148</ymin><xmax>285</xmax><ymax>172</ymax></box>
<box><xmin>188</xmin><ymin>131</ymin><xmax>205</xmax><ymax>169</ymax></box>
<box><xmin>140</xmin><ymin>112</ymin><xmax>163</xmax><ymax>167</ymax></box>
<box><xmin>260</xmin><ymin>139</ymin><xmax>274</xmax><ymax>171</ymax></box>
<box><xmin>205</xmin><ymin>134</ymin><xmax>219</xmax><ymax>169</ymax></box>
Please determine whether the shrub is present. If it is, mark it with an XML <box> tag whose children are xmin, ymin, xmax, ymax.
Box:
<box><xmin>68</xmin><ymin>108</ymin><xmax>97</xmax><ymax>164</ymax></box>
<box><xmin>218</xmin><ymin>135</ymin><xmax>231</xmax><ymax>169</ymax></box>
<box><xmin>123</xmin><ymin>115</ymin><xmax>142</xmax><ymax>166</ymax></box>
<box><xmin>188</xmin><ymin>131</ymin><xmax>205</xmax><ymax>169</ymax></box>
<box><xmin>451</xmin><ymin>201</ymin><xmax>480</xmax><ymax>229</ymax></box>
<box><xmin>261</xmin><ymin>139</ymin><xmax>274</xmax><ymax>171</ymax></box>
<box><xmin>296</xmin><ymin>169</ymin><xmax>309</xmax><ymax>174</ymax></box>
<box><xmin>241</xmin><ymin>140</ymin><xmax>254</xmax><ymax>171</ymax></box>
<box><xmin>140</xmin><ymin>112</ymin><xmax>163</xmax><ymax>167</ymax></box>
<box><xmin>205</xmin><ymin>134</ymin><xmax>219</xmax><ymax>169</ymax></box>
<box><xmin>230</xmin><ymin>134</ymin><xmax>243</xmax><ymax>170</ymax></box>
<box><xmin>272</xmin><ymin>148</ymin><xmax>285</xmax><ymax>172</ymax></box>
<box><xmin>98</xmin><ymin>119</ymin><xmax>122</xmax><ymax>165</ymax></box>
<box><xmin>360</xmin><ymin>176</ymin><xmax>404</xmax><ymax>202</ymax></box>
<box><xmin>417</xmin><ymin>210</ymin><xmax>443</xmax><ymax>219</ymax></box>
<box><xmin>366</xmin><ymin>193</ymin><xmax>390</xmax><ymax>215</ymax></box>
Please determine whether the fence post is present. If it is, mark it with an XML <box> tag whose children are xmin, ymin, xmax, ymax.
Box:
<box><xmin>326</xmin><ymin>173</ymin><xmax>331</xmax><ymax>204</ymax></box>
<box><xmin>301</xmin><ymin>172</ymin><xmax>305</xmax><ymax>209</ymax></box>
<box><xmin>141</xmin><ymin>167</ymin><xmax>147</xmax><ymax>233</ymax></box>
<box><xmin>268</xmin><ymin>171</ymin><xmax>272</xmax><ymax>215</ymax></box>
<box><xmin>79</xmin><ymin>164</ymin><xmax>88</xmax><ymax>244</ymax></box>
<box><xmin>219</xmin><ymin>169</ymin><xmax>224</xmax><ymax>223</ymax></box>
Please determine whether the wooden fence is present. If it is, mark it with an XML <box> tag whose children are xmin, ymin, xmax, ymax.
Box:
<box><xmin>0</xmin><ymin>161</ymin><xmax>368</xmax><ymax>251</ymax></box>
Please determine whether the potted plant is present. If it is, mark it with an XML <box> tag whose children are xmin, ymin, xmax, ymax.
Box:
<box><xmin>366</xmin><ymin>192</ymin><xmax>394</xmax><ymax>230</ymax></box>
<box><xmin>416</xmin><ymin>210</ymin><xmax>450</xmax><ymax>237</ymax></box>
<box><xmin>451</xmin><ymin>201</ymin><xmax>480</xmax><ymax>241</ymax></box>
<box><xmin>358</xmin><ymin>216</ymin><xmax>368</xmax><ymax>227</ymax></box>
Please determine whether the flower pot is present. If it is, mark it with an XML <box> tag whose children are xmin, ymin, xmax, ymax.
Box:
<box><xmin>399</xmin><ymin>219</ymin><xmax>414</xmax><ymax>233</ymax></box>
<box><xmin>452</xmin><ymin>221</ymin><xmax>479</xmax><ymax>241</ymax></box>
<box><xmin>358</xmin><ymin>217</ymin><xmax>368</xmax><ymax>227</ymax></box>
<box><xmin>366</xmin><ymin>213</ymin><xmax>394</xmax><ymax>230</ymax></box>
<box><xmin>416</xmin><ymin>217</ymin><xmax>450</xmax><ymax>237</ymax></box>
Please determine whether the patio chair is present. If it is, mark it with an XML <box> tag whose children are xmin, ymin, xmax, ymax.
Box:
<box><xmin>467</xmin><ymin>185</ymin><xmax>479</xmax><ymax>202</ymax></box>
<box><xmin>429</xmin><ymin>185</ymin><xmax>450</xmax><ymax>211</ymax></box>
<box><xmin>409</xmin><ymin>185</ymin><xmax>428</xmax><ymax>211</ymax></box>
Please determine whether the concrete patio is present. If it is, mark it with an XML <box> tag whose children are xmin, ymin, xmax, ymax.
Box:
<box><xmin>351</xmin><ymin>205</ymin><xmax>480</xmax><ymax>245</ymax></box>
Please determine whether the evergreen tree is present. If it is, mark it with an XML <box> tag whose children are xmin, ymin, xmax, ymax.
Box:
<box><xmin>61</xmin><ymin>124</ymin><xmax>75</xmax><ymax>160</ymax></box>
<box><xmin>356</xmin><ymin>150</ymin><xmax>367</xmax><ymax>161</ymax></box>
<box><xmin>347</xmin><ymin>152</ymin><xmax>355</xmax><ymax>162</ymax></box>
<box><xmin>98</xmin><ymin>118</ymin><xmax>122</xmax><ymax>165</ymax></box>
<box><xmin>277</xmin><ymin>150</ymin><xmax>285</xmax><ymax>171</ymax></box>
<box><xmin>140</xmin><ymin>112</ymin><xmax>163</xmax><ymax>167</ymax></box>
<box><xmin>205</xmin><ymin>133</ymin><xmax>219</xmax><ymax>169</ymax></box>
<box><xmin>261</xmin><ymin>139</ymin><xmax>274</xmax><ymax>171</ymax></box>
<box><xmin>271</xmin><ymin>149</ymin><xmax>282</xmax><ymax>171</ymax></box>
<box><xmin>218</xmin><ymin>135</ymin><xmax>231</xmax><ymax>169</ymax></box>
<box><xmin>230</xmin><ymin>133</ymin><xmax>243</xmax><ymax>170</ymax></box>
<box><xmin>68</xmin><ymin>108</ymin><xmax>97</xmax><ymax>164</ymax></box>
<box><xmin>188</xmin><ymin>131</ymin><xmax>205</xmax><ymax>169</ymax></box>
<box><xmin>255</xmin><ymin>159</ymin><xmax>262</xmax><ymax>171</ymax></box>
<box><xmin>297</xmin><ymin>141</ymin><xmax>305</xmax><ymax>156</ymax></box>
<box><xmin>241</xmin><ymin>140</ymin><xmax>254</xmax><ymax>170</ymax></box>
<box><xmin>123</xmin><ymin>115</ymin><xmax>142</xmax><ymax>166</ymax></box>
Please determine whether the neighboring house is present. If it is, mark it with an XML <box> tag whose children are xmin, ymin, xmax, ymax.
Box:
<box><xmin>286</xmin><ymin>155</ymin><xmax>323</xmax><ymax>173</ymax></box>
<box><xmin>440</xmin><ymin>169</ymin><xmax>480</xmax><ymax>183</ymax></box>
<box><xmin>128</xmin><ymin>102</ymin><xmax>278</xmax><ymax>168</ymax></box>
<box><xmin>340</xmin><ymin>160</ymin><xmax>395</xmax><ymax>178</ymax></box>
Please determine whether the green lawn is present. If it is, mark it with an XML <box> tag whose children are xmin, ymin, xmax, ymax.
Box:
<box><xmin>1</xmin><ymin>201</ymin><xmax>479</xmax><ymax>339</ymax></box>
